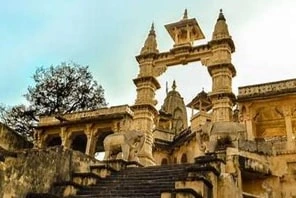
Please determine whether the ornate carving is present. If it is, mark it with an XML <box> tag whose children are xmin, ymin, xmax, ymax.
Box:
<box><xmin>238</xmin><ymin>79</ymin><xmax>296</xmax><ymax>100</ymax></box>
<box><xmin>200</xmin><ymin>57</ymin><xmax>209</xmax><ymax>66</ymax></box>
<box><xmin>152</xmin><ymin>65</ymin><xmax>167</xmax><ymax>77</ymax></box>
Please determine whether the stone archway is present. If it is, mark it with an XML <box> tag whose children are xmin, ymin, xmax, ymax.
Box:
<box><xmin>181</xmin><ymin>153</ymin><xmax>187</xmax><ymax>163</ymax></box>
<box><xmin>161</xmin><ymin>158</ymin><xmax>168</xmax><ymax>165</ymax></box>
<box><xmin>46</xmin><ymin>136</ymin><xmax>62</xmax><ymax>147</ymax></box>
<box><xmin>133</xmin><ymin>10</ymin><xmax>236</xmax><ymax>166</ymax></box>
<box><xmin>94</xmin><ymin>131</ymin><xmax>114</xmax><ymax>160</ymax></box>
<box><xmin>70</xmin><ymin>133</ymin><xmax>87</xmax><ymax>153</ymax></box>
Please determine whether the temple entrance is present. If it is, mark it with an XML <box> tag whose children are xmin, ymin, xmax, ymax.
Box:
<box><xmin>70</xmin><ymin>133</ymin><xmax>87</xmax><ymax>153</ymax></box>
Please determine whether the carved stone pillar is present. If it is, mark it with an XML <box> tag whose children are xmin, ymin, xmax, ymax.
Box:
<box><xmin>134</xmin><ymin>31</ymin><xmax>160</xmax><ymax>165</ymax></box>
<box><xmin>207</xmin><ymin>10</ymin><xmax>236</xmax><ymax>123</ymax></box>
<box><xmin>33</xmin><ymin>129</ymin><xmax>43</xmax><ymax>148</ymax></box>
<box><xmin>245</xmin><ymin>106</ymin><xmax>255</xmax><ymax>140</ymax></box>
<box><xmin>60</xmin><ymin>127</ymin><xmax>70</xmax><ymax>148</ymax></box>
<box><xmin>132</xmin><ymin>73</ymin><xmax>160</xmax><ymax>165</ymax></box>
<box><xmin>85</xmin><ymin>124</ymin><xmax>95</xmax><ymax>156</ymax></box>
<box><xmin>283</xmin><ymin>106</ymin><xmax>295</xmax><ymax>149</ymax></box>
<box><xmin>245</xmin><ymin>118</ymin><xmax>255</xmax><ymax>140</ymax></box>
<box><xmin>131</xmin><ymin>105</ymin><xmax>156</xmax><ymax>165</ymax></box>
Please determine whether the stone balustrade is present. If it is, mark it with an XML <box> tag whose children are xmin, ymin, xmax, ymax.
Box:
<box><xmin>238</xmin><ymin>140</ymin><xmax>273</xmax><ymax>155</ymax></box>
<box><xmin>238</xmin><ymin>78</ymin><xmax>296</xmax><ymax>100</ymax></box>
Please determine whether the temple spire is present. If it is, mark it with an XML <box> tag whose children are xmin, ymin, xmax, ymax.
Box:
<box><xmin>172</xmin><ymin>80</ymin><xmax>177</xmax><ymax>91</ymax></box>
<box><xmin>140</xmin><ymin>22</ymin><xmax>159</xmax><ymax>55</ymax></box>
<box><xmin>212</xmin><ymin>9</ymin><xmax>230</xmax><ymax>40</ymax></box>
<box><xmin>183</xmin><ymin>9</ymin><xmax>188</xmax><ymax>20</ymax></box>
<box><xmin>149</xmin><ymin>22</ymin><xmax>155</xmax><ymax>35</ymax></box>
<box><xmin>217</xmin><ymin>9</ymin><xmax>226</xmax><ymax>21</ymax></box>
<box><xmin>166</xmin><ymin>81</ymin><xmax>168</xmax><ymax>94</ymax></box>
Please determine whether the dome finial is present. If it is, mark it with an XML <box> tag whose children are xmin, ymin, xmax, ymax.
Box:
<box><xmin>183</xmin><ymin>9</ymin><xmax>188</xmax><ymax>20</ymax></box>
<box><xmin>172</xmin><ymin>80</ymin><xmax>177</xmax><ymax>90</ymax></box>
<box><xmin>149</xmin><ymin>22</ymin><xmax>155</xmax><ymax>35</ymax></box>
<box><xmin>166</xmin><ymin>81</ymin><xmax>168</xmax><ymax>94</ymax></box>
<box><xmin>140</xmin><ymin>22</ymin><xmax>159</xmax><ymax>55</ymax></box>
<box><xmin>217</xmin><ymin>8</ymin><xmax>226</xmax><ymax>21</ymax></box>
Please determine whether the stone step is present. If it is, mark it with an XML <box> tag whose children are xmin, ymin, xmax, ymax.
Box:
<box><xmin>108</xmin><ymin>173</ymin><xmax>186</xmax><ymax>180</ymax></box>
<box><xmin>26</xmin><ymin>193</ymin><xmax>59</xmax><ymax>198</ymax></box>
<box><xmin>72</xmin><ymin>172</ymin><xmax>101</xmax><ymax>186</ymax></box>
<box><xmin>87</xmin><ymin>178</ymin><xmax>183</xmax><ymax>185</ymax></box>
<box><xmin>73</xmin><ymin>191</ymin><xmax>162</xmax><ymax>197</ymax></box>
<box><xmin>78</xmin><ymin>185</ymin><xmax>173</xmax><ymax>194</ymax></box>
<box><xmin>68</xmin><ymin>194</ymin><xmax>160</xmax><ymax>198</ymax></box>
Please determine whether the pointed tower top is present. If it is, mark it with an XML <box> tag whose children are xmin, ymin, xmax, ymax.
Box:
<box><xmin>183</xmin><ymin>9</ymin><xmax>188</xmax><ymax>20</ymax></box>
<box><xmin>140</xmin><ymin>22</ymin><xmax>159</xmax><ymax>55</ymax></box>
<box><xmin>166</xmin><ymin>81</ymin><xmax>168</xmax><ymax>94</ymax></box>
<box><xmin>212</xmin><ymin>9</ymin><xmax>231</xmax><ymax>41</ymax></box>
<box><xmin>172</xmin><ymin>80</ymin><xmax>177</xmax><ymax>91</ymax></box>
<box><xmin>149</xmin><ymin>22</ymin><xmax>155</xmax><ymax>35</ymax></box>
<box><xmin>217</xmin><ymin>9</ymin><xmax>226</xmax><ymax>21</ymax></box>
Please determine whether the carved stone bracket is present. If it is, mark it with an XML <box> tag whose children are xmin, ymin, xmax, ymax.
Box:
<box><xmin>152</xmin><ymin>64</ymin><xmax>167</xmax><ymax>77</ymax></box>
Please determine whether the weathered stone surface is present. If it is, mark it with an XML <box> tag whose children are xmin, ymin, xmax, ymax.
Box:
<box><xmin>0</xmin><ymin>147</ymin><xmax>97</xmax><ymax>198</ymax></box>
<box><xmin>238</xmin><ymin>140</ymin><xmax>273</xmax><ymax>155</ymax></box>
<box><xmin>0</xmin><ymin>123</ymin><xmax>32</xmax><ymax>151</ymax></box>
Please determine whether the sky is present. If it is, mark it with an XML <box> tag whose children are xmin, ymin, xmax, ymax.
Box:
<box><xmin>0</xmin><ymin>0</ymin><xmax>296</xmax><ymax>111</ymax></box>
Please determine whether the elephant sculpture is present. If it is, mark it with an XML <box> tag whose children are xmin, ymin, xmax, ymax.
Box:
<box><xmin>103</xmin><ymin>130</ymin><xmax>145</xmax><ymax>162</ymax></box>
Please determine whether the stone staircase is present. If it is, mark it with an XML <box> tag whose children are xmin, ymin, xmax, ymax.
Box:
<box><xmin>27</xmin><ymin>155</ymin><xmax>222</xmax><ymax>198</ymax></box>
<box><xmin>70</xmin><ymin>164</ymin><xmax>204</xmax><ymax>198</ymax></box>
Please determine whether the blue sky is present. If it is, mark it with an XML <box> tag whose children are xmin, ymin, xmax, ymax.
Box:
<box><xmin>0</xmin><ymin>0</ymin><xmax>296</xmax><ymax>109</ymax></box>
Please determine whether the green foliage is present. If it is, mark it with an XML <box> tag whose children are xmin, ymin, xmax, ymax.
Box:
<box><xmin>0</xmin><ymin>105</ymin><xmax>36</xmax><ymax>138</ymax></box>
<box><xmin>0</xmin><ymin>62</ymin><xmax>107</xmax><ymax>138</ymax></box>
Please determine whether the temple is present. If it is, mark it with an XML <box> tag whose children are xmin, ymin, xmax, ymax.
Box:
<box><xmin>1</xmin><ymin>9</ymin><xmax>296</xmax><ymax>198</ymax></box>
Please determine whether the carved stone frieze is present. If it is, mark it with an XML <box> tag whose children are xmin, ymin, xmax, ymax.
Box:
<box><xmin>238</xmin><ymin>78</ymin><xmax>296</xmax><ymax>101</ymax></box>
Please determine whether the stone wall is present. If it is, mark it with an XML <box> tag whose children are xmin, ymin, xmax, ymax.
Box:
<box><xmin>0</xmin><ymin>146</ymin><xmax>97</xmax><ymax>198</ymax></box>
<box><xmin>0</xmin><ymin>123</ymin><xmax>33</xmax><ymax>151</ymax></box>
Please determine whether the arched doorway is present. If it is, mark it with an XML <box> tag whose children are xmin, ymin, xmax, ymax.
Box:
<box><xmin>161</xmin><ymin>158</ymin><xmax>168</xmax><ymax>165</ymax></box>
<box><xmin>46</xmin><ymin>136</ymin><xmax>62</xmax><ymax>147</ymax></box>
<box><xmin>70</xmin><ymin>133</ymin><xmax>87</xmax><ymax>153</ymax></box>
<box><xmin>94</xmin><ymin>131</ymin><xmax>114</xmax><ymax>160</ymax></box>
<box><xmin>181</xmin><ymin>153</ymin><xmax>187</xmax><ymax>163</ymax></box>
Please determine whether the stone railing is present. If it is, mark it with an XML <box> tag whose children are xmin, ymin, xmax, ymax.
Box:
<box><xmin>39</xmin><ymin>105</ymin><xmax>134</xmax><ymax>125</ymax></box>
<box><xmin>238</xmin><ymin>140</ymin><xmax>273</xmax><ymax>155</ymax></box>
<box><xmin>238</xmin><ymin>78</ymin><xmax>296</xmax><ymax>100</ymax></box>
